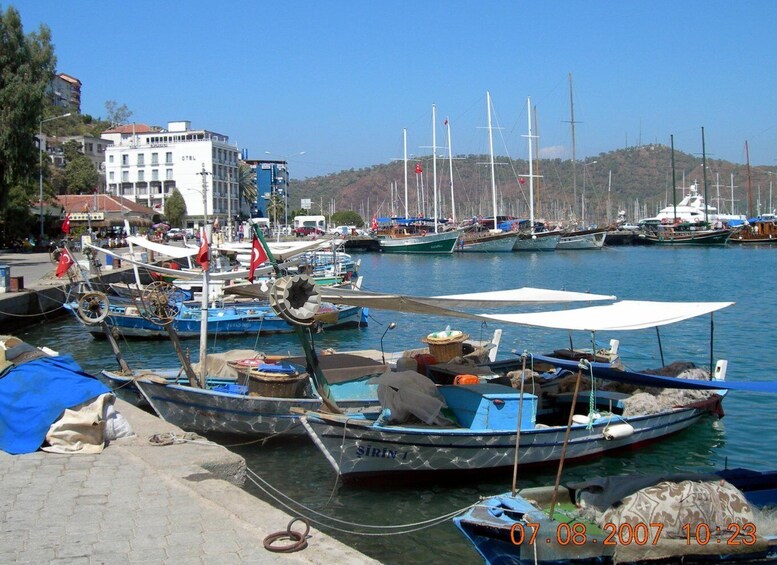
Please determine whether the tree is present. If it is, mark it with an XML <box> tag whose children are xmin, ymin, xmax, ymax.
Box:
<box><xmin>104</xmin><ymin>100</ymin><xmax>132</xmax><ymax>126</ymax></box>
<box><xmin>330</xmin><ymin>210</ymin><xmax>364</xmax><ymax>227</ymax></box>
<box><xmin>62</xmin><ymin>140</ymin><xmax>98</xmax><ymax>194</ymax></box>
<box><xmin>164</xmin><ymin>188</ymin><xmax>187</xmax><ymax>227</ymax></box>
<box><xmin>0</xmin><ymin>6</ymin><xmax>56</xmax><ymax>207</ymax></box>
<box><xmin>237</xmin><ymin>161</ymin><xmax>257</xmax><ymax>209</ymax></box>
<box><xmin>265</xmin><ymin>193</ymin><xmax>285</xmax><ymax>227</ymax></box>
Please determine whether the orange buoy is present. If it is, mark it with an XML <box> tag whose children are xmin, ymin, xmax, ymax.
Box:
<box><xmin>454</xmin><ymin>374</ymin><xmax>480</xmax><ymax>385</ymax></box>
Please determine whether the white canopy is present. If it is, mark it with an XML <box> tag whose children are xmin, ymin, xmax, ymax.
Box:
<box><xmin>226</xmin><ymin>285</ymin><xmax>615</xmax><ymax>321</ymax></box>
<box><xmin>479</xmin><ymin>300</ymin><xmax>734</xmax><ymax>331</ymax></box>
<box><xmin>126</xmin><ymin>236</ymin><xmax>198</xmax><ymax>259</ymax></box>
<box><xmin>212</xmin><ymin>239</ymin><xmax>341</xmax><ymax>261</ymax></box>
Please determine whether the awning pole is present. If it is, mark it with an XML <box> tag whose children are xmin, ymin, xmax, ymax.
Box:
<box><xmin>709</xmin><ymin>312</ymin><xmax>714</xmax><ymax>376</ymax></box>
<box><xmin>656</xmin><ymin>327</ymin><xmax>665</xmax><ymax>367</ymax></box>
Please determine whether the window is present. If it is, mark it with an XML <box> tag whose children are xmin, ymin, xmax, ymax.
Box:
<box><xmin>166</xmin><ymin>169</ymin><xmax>173</xmax><ymax>180</ymax></box>
<box><xmin>109</xmin><ymin>154</ymin><xmax>114</xmax><ymax>163</ymax></box>
<box><xmin>121</xmin><ymin>154</ymin><xmax>129</xmax><ymax>166</ymax></box>
<box><xmin>152</xmin><ymin>169</ymin><xmax>159</xmax><ymax>181</ymax></box>
<box><xmin>137</xmin><ymin>154</ymin><xmax>145</xmax><ymax>166</ymax></box>
<box><xmin>138</xmin><ymin>170</ymin><xmax>145</xmax><ymax>182</ymax></box>
<box><xmin>121</xmin><ymin>171</ymin><xmax>129</xmax><ymax>182</ymax></box>
<box><xmin>151</xmin><ymin>152</ymin><xmax>158</xmax><ymax>165</ymax></box>
<box><xmin>109</xmin><ymin>172</ymin><xmax>115</xmax><ymax>181</ymax></box>
<box><xmin>165</xmin><ymin>152</ymin><xmax>173</xmax><ymax>164</ymax></box>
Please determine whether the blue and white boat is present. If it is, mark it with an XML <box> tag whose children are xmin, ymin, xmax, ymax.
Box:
<box><xmin>301</xmin><ymin>300</ymin><xmax>750</xmax><ymax>482</ymax></box>
<box><xmin>454</xmin><ymin>467</ymin><xmax>777</xmax><ymax>564</ymax></box>
<box><xmin>65</xmin><ymin>298</ymin><xmax>366</xmax><ymax>339</ymax></box>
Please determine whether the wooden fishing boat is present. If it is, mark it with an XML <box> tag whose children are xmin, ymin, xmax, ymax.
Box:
<box><xmin>301</xmin><ymin>300</ymin><xmax>747</xmax><ymax>483</ymax></box>
<box><xmin>729</xmin><ymin>215</ymin><xmax>777</xmax><ymax>244</ymax></box>
<box><xmin>454</xmin><ymin>467</ymin><xmax>777</xmax><ymax>564</ymax></box>
<box><xmin>377</xmin><ymin>223</ymin><xmax>461</xmax><ymax>254</ymax></box>
<box><xmin>64</xmin><ymin>298</ymin><xmax>365</xmax><ymax>339</ymax></box>
<box><xmin>638</xmin><ymin>225</ymin><xmax>733</xmax><ymax>246</ymax></box>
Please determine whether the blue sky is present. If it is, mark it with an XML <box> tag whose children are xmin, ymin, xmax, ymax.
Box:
<box><xmin>11</xmin><ymin>0</ymin><xmax>777</xmax><ymax>179</ymax></box>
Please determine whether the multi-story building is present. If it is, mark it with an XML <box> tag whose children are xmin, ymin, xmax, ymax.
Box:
<box><xmin>102</xmin><ymin>121</ymin><xmax>243</xmax><ymax>227</ymax></box>
<box><xmin>48</xmin><ymin>73</ymin><xmax>82</xmax><ymax>112</ymax></box>
<box><xmin>244</xmin><ymin>159</ymin><xmax>289</xmax><ymax>223</ymax></box>
<box><xmin>55</xmin><ymin>135</ymin><xmax>113</xmax><ymax>190</ymax></box>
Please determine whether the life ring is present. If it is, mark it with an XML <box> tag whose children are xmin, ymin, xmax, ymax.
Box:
<box><xmin>162</xmin><ymin>261</ymin><xmax>180</xmax><ymax>270</ymax></box>
<box><xmin>454</xmin><ymin>374</ymin><xmax>479</xmax><ymax>385</ymax></box>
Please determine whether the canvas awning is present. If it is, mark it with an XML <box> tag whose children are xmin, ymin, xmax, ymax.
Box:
<box><xmin>226</xmin><ymin>285</ymin><xmax>615</xmax><ymax>322</ymax></box>
<box><xmin>126</xmin><ymin>236</ymin><xmax>199</xmax><ymax>258</ymax></box>
<box><xmin>479</xmin><ymin>300</ymin><xmax>734</xmax><ymax>331</ymax></box>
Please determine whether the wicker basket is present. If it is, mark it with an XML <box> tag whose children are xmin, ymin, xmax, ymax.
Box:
<box><xmin>420</xmin><ymin>332</ymin><xmax>469</xmax><ymax>363</ymax></box>
<box><xmin>246</xmin><ymin>368</ymin><xmax>308</xmax><ymax>398</ymax></box>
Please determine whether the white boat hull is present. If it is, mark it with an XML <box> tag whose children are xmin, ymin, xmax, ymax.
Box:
<box><xmin>302</xmin><ymin>405</ymin><xmax>714</xmax><ymax>480</ymax></box>
<box><xmin>512</xmin><ymin>233</ymin><xmax>560</xmax><ymax>251</ymax></box>
<box><xmin>557</xmin><ymin>231</ymin><xmax>607</xmax><ymax>250</ymax></box>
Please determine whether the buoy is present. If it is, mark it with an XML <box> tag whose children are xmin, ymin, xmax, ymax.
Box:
<box><xmin>602</xmin><ymin>422</ymin><xmax>635</xmax><ymax>440</ymax></box>
<box><xmin>454</xmin><ymin>374</ymin><xmax>479</xmax><ymax>385</ymax></box>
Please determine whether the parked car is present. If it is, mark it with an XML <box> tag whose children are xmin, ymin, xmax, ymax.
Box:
<box><xmin>167</xmin><ymin>228</ymin><xmax>184</xmax><ymax>241</ymax></box>
<box><xmin>294</xmin><ymin>226</ymin><xmax>325</xmax><ymax>237</ymax></box>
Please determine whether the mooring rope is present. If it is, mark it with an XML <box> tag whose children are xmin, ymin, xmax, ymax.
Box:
<box><xmin>244</xmin><ymin>466</ymin><xmax>476</xmax><ymax>536</ymax></box>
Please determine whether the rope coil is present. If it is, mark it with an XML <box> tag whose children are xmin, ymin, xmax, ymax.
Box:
<box><xmin>263</xmin><ymin>518</ymin><xmax>310</xmax><ymax>553</ymax></box>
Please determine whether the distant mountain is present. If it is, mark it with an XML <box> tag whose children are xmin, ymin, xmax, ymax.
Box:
<box><xmin>293</xmin><ymin>145</ymin><xmax>776</xmax><ymax>225</ymax></box>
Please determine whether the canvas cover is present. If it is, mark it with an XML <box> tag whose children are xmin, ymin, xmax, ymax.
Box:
<box><xmin>0</xmin><ymin>355</ymin><xmax>110</xmax><ymax>454</ymax></box>
<box><xmin>481</xmin><ymin>300</ymin><xmax>734</xmax><ymax>331</ymax></box>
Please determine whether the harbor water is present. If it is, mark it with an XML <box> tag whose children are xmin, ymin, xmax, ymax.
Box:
<box><xmin>17</xmin><ymin>246</ymin><xmax>777</xmax><ymax>563</ymax></box>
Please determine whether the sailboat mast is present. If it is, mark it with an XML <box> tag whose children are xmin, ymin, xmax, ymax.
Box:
<box><xmin>527</xmin><ymin>96</ymin><xmax>535</xmax><ymax>226</ymax></box>
<box><xmin>701</xmin><ymin>126</ymin><xmax>709</xmax><ymax>224</ymax></box>
<box><xmin>432</xmin><ymin>104</ymin><xmax>439</xmax><ymax>233</ymax></box>
<box><xmin>486</xmin><ymin>91</ymin><xmax>498</xmax><ymax>230</ymax></box>
<box><xmin>447</xmin><ymin>117</ymin><xmax>456</xmax><ymax>223</ymax></box>
<box><xmin>569</xmin><ymin>73</ymin><xmax>577</xmax><ymax>220</ymax></box>
<box><xmin>671</xmin><ymin>134</ymin><xmax>677</xmax><ymax>223</ymax></box>
<box><xmin>533</xmin><ymin>104</ymin><xmax>542</xmax><ymax>220</ymax></box>
<box><xmin>403</xmin><ymin>128</ymin><xmax>408</xmax><ymax>219</ymax></box>
<box><xmin>745</xmin><ymin>140</ymin><xmax>753</xmax><ymax>218</ymax></box>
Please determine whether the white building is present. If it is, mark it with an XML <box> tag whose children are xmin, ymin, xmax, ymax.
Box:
<box><xmin>102</xmin><ymin>121</ymin><xmax>243</xmax><ymax>227</ymax></box>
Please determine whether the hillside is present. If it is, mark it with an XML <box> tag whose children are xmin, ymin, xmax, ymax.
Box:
<box><xmin>293</xmin><ymin>145</ymin><xmax>777</xmax><ymax>225</ymax></box>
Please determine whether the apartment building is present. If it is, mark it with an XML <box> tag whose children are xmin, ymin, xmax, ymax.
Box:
<box><xmin>103</xmin><ymin>121</ymin><xmax>243</xmax><ymax>225</ymax></box>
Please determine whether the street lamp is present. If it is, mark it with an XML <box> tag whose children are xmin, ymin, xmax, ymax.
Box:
<box><xmin>380</xmin><ymin>322</ymin><xmax>397</xmax><ymax>364</ymax></box>
<box><xmin>39</xmin><ymin>112</ymin><xmax>71</xmax><ymax>241</ymax></box>
<box><xmin>581</xmin><ymin>160</ymin><xmax>597</xmax><ymax>226</ymax></box>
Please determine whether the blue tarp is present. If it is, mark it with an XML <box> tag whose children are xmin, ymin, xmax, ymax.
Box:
<box><xmin>0</xmin><ymin>356</ymin><xmax>110</xmax><ymax>455</ymax></box>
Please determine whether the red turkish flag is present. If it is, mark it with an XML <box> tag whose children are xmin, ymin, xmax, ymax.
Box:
<box><xmin>371</xmin><ymin>214</ymin><xmax>379</xmax><ymax>231</ymax></box>
<box><xmin>61</xmin><ymin>214</ymin><xmax>71</xmax><ymax>234</ymax></box>
<box><xmin>519</xmin><ymin>177</ymin><xmax>526</xmax><ymax>185</ymax></box>
<box><xmin>196</xmin><ymin>230</ymin><xmax>209</xmax><ymax>271</ymax></box>
<box><xmin>55</xmin><ymin>248</ymin><xmax>76</xmax><ymax>277</ymax></box>
<box><xmin>248</xmin><ymin>236</ymin><xmax>268</xmax><ymax>283</ymax></box>
<box><xmin>415</xmin><ymin>163</ymin><xmax>422</xmax><ymax>174</ymax></box>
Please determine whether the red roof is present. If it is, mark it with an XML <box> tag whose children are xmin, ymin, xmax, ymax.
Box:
<box><xmin>56</xmin><ymin>194</ymin><xmax>157</xmax><ymax>215</ymax></box>
<box><xmin>102</xmin><ymin>124</ymin><xmax>161</xmax><ymax>134</ymax></box>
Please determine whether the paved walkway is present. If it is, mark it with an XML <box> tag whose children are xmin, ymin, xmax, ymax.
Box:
<box><xmin>0</xmin><ymin>399</ymin><xmax>377</xmax><ymax>564</ymax></box>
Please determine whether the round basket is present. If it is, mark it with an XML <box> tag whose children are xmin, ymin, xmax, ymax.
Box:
<box><xmin>245</xmin><ymin>368</ymin><xmax>308</xmax><ymax>398</ymax></box>
<box><xmin>420</xmin><ymin>332</ymin><xmax>469</xmax><ymax>363</ymax></box>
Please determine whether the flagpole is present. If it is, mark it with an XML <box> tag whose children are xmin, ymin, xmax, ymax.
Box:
<box><xmin>198</xmin><ymin>224</ymin><xmax>211</xmax><ymax>388</ymax></box>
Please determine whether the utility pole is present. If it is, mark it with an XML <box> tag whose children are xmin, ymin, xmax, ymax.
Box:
<box><xmin>197</xmin><ymin>163</ymin><xmax>211</xmax><ymax>227</ymax></box>
<box><xmin>227</xmin><ymin>168</ymin><xmax>232</xmax><ymax>242</ymax></box>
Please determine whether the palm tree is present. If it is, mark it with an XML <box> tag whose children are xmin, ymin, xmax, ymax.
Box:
<box><xmin>266</xmin><ymin>193</ymin><xmax>285</xmax><ymax>227</ymax></box>
<box><xmin>237</xmin><ymin>161</ymin><xmax>257</xmax><ymax>211</ymax></box>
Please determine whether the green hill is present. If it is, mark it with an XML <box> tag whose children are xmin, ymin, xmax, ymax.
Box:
<box><xmin>293</xmin><ymin>145</ymin><xmax>776</xmax><ymax>225</ymax></box>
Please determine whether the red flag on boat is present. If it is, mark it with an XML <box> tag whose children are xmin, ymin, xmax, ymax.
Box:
<box><xmin>55</xmin><ymin>248</ymin><xmax>76</xmax><ymax>278</ymax></box>
<box><xmin>371</xmin><ymin>214</ymin><xmax>379</xmax><ymax>231</ymax></box>
<box><xmin>248</xmin><ymin>236</ymin><xmax>268</xmax><ymax>283</ymax></box>
<box><xmin>196</xmin><ymin>230</ymin><xmax>209</xmax><ymax>271</ymax></box>
<box><xmin>61</xmin><ymin>214</ymin><xmax>71</xmax><ymax>234</ymax></box>
<box><xmin>519</xmin><ymin>177</ymin><xmax>525</xmax><ymax>185</ymax></box>
<box><xmin>415</xmin><ymin>163</ymin><xmax>422</xmax><ymax>174</ymax></box>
